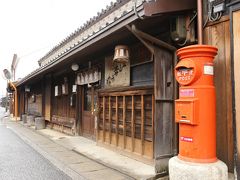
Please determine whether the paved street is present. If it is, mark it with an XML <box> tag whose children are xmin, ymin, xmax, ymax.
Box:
<box><xmin>0</xmin><ymin>109</ymin><xmax>71</xmax><ymax>180</ymax></box>
<box><xmin>0</xmin><ymin>107</ymin><xmax>134</xmax><ymax>180</ymax></box>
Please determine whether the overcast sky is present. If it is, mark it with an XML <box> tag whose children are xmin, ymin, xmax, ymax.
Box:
<box><xmin>0</xmin><ymin>0</ymin><xmax>114</xmax><ymax>97</ymax></box>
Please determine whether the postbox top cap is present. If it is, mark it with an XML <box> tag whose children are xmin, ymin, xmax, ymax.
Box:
<box><xmin>177</xmin><ymin>45</ymin><xmax>218</xmax><ymax>60</ymax></box>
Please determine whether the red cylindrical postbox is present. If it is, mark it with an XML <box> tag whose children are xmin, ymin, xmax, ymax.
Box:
<box><xmin>175</xmin><ymin>45</ymin><xmax>218</xmax><ymax>163</ymax></box>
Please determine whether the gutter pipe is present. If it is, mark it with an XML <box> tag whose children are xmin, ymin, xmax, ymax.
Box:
<box><xmin>197</xmin><ymin>0</ymin><xmax>203</xmax><ymax>44</ymax></box>
<box><xmin>9</xmin><ymin>81</ymin><xmax>18</xmax><ymax>121</ymax></box>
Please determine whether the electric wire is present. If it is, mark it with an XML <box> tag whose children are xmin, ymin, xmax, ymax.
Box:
<box><xmin>134</xmin><ymin>0</ymin><xmax>144</xmax><ymax>20</ymax></box>
<box><xmin>177</xmin><ymin>12</ymin><xmax>197</xmax><ymax>46</ymax></box>
<box><xmin>203</xmin><ymin>2</ymin><xmax>223</xmax><ymax>28</ymax></box>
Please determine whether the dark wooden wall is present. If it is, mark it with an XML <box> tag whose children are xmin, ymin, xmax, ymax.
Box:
<box><xmin>44</xmin><ymin>75</ymin><xmax>52</xmax><ymax>121</ymax></box>
<box><xmin>51</xmin><ymin>73</ymin><xmax>76</xmax><ymax>129</ymax></box>
<box><xmin>27</xmin><ymin>82</ymin><xmax>43</xmax><ymax>116</ymax></box>
<box><xmin>154</xmin><ymin>46</ymin><xmax>176</xmax><ymax>173</ymax></box>
<box><xmin>232</xmin><ymin>6</ymin><xmax>240</xmax><ymax>177</ymax></box>
<box><xmin>204</xmin><ymin>16</ymin><xmax>234</xmax><ymax>172</ymax></box>
<box><xmin>18</xmin><ymin>88</ymin><xmax>25</xmax><ymax>116</ymax></box>
<box><xmin>97</xmin><ymin>42</ymin><xmax>155</xmax><ymax>162</ymax></box>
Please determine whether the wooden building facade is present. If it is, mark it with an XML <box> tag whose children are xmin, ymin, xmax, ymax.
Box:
<box><xmin>227</xmin><ymin>0</ymin><xmax>240</xmax><ymax>178</ymax></box>
<box><xmin>14</xmin><ymin>0</ymin><xmax>240</xmax><ymax>176</ymax></box>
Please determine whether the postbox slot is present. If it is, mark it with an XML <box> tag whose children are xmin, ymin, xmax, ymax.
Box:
<box><xmin>175</xmin><ymin>98</ymin><xmax>199</xmax><ymax>125</ymax></box>
<box><xmin>176</xmin><ymin>67</ymin><xmax>193</xmax><ymax>71</ymax></box>
<box><xmin>175</xmin><ymin>59</ymin><xmax>198</xmax><ymax>86</ymax></box>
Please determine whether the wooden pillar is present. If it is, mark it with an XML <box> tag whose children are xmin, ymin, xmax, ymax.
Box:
<box><xmin>76</xmin><ymin>85</ymin><xmax>82</xmax><ymax>135</ymax></box>
<box><xmin>109</xmin><ymin>96</ymin><xmax>112</xmax><ymax>144</ymax></box>
<box><xmin>123</xmin><ymin>96</ymin><xmax>126</xmax><ymax>149</ymax></box>
<box><xmin>131</xmin><ymin>95</ymin><xmax>135</xmax><ymax>152</ymax></box>
<box><xmin>116</xmin><ymin>96</ymin><xmax>119</xmax><ymax>146</ymax></box>
<box><xmin>154</xmin><ymin>46</ymin><xmax>175</xmax><ymax>173</ymax></box>
<box><xmin>41</xmin><ymin>79</ymin><xmax>45</xmax><ymax>118</ymax></box>
<box><xmin>141</xmin><ymin>95</ymin><xmax>145</xmax><ymax>155</ymax></box>
<box><xmin>103</xmin><ymin>96</ymin><xmax>106</xmax><ymax>142</ymax></box>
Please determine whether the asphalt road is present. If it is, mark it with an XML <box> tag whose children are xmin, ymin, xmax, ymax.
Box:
<box><xmin>0</xmin><ymin>109</ymin><xmax>71</xmax><ymax>180</ymax></box>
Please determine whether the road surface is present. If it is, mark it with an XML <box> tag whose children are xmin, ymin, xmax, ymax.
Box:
<box><xmin>0</xmin><ymin>108</ymin><xmax>71</xmax><ymax>180</ymax></box>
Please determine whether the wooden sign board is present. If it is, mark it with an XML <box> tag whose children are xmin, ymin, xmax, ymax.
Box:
<box><xmin>104</xmin><ymin>55</ymin><xmax>130</xmax><ymax>88</ymax></box>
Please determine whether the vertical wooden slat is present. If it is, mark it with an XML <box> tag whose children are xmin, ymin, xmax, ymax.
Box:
<box><xmin>91</xmin><ymin>86</ymin><xmax>94</xmax><ymax>113</ymax></box>
<box><xmin>233</xmin><ymin>11</ymin><xmax>240</xmax><ymax>175</ymax></box>
<box><xmin>173</xmin><ymin>53</ymin><xmax>179</xmax><ymax>156</ymax></box>
<box><xmin>116</xmin><ymin>96</ymin><xmax>119</xmax><ymax>146</ymax></box>
<box><xmin>80</xmin><ymin>86</ymin><xmax>84</xmax><ymax>135</ymax></box>
<box><xmin>109</xmin><ymin>96</ymin><xmax>112</xmax><ymax>144</ymax></box>
<box><xmin>76</xmin><ymin>86</ymin><xmax>82</xmax><ymax>135</ymax></box>
<box><xmin>152</xmin><ymin>94</ymin><xmax>155</xmax><ymax>158</ymax></box>
<box><xmin>123</xmin><ymin>96</ymin><xmax>126</xmax><ymax>149</ymax></box>
<box><xmin>211</xmin><ymin>22</ymin><xmax>228</xmax><ymax>165</ymax></box>
<box><xmin>41</xmin><ymin>79</ymin><xmax>45</xmax><ymax>118</ymax></box>
<box><xmin>154</xmin><ymin>47</ymin><xmax>174</xmax><ymax>168</ymax></box>
<box><xmin>225</xmin><ymin>20</ymin><xmax>234</xmax><ymax>171</ymax></box>
<box><xmin>203</xmin><ymin>17</ymin><xmax>234</xmax><ymax>171</ymax></box>
<box><xmin>66</xmin><ymin>80</ymin><xmax>70</xmax><ymax>124</ymax></box>
<box><xmin>91</xmin><ymin>86</ymin><xmax>94</xmax><ymax>136</ymax></box>
<box><xmin>141</xmin><ymin>95</ymin><xmax>144</xmax><ymax>155</ymax></box>
<box><xmin>131</xmin><ymin>95</ymin><xmax>135</xmax><ymax>152</ymax></box>
<box><xmin>96</xmin><ymin>92</ymin><xmax>99</xmax><ymax>141</ymax></box>
<box><xmin>103</xmin><ymin>96</ymin><xmax>106</xmax><ymax>142</ymax></box>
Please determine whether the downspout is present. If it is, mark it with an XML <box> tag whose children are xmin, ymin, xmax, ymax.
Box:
<box><xmin>9</xmin><ymin>81</ymin><xmax>18</xmax><ymax>121</ymax></box>
<box><xmin>197</xmin><ymin>0</ymin><xmax>203</xmax><ymax>44</ymax></box>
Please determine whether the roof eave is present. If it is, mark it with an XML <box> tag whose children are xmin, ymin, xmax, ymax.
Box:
<box><xmin>16</xmin><ymin>5</ymin><xmax>144</xmax><ymax>87</ymax></box>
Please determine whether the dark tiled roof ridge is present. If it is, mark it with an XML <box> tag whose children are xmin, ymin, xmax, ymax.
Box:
<box><xmin>38</xmin><ymin>0</ymin><xmax>131</xmax><ymax>64</ymax></box>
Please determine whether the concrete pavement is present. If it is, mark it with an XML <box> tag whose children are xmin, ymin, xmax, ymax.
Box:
<box><xmin>37</xmin><ymin>129</ymin><xmax>155</xmax><ymax>179</ymax></box>
<box><xmin>0</xmin><ymin>124</ymin><xmax>71</xmax><ymax>180</ymax></box>
<box><xmin>2</xmin><ymin>118</ymin><xmax>135</xmax><ymax>180</ymax></box>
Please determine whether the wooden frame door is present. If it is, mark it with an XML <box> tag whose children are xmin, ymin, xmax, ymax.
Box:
<box><xmin>81</xmin><ymin>85</ymin><xmax>95</xmax><ymax>139</ymax></box>
<box><xmin>44</xmin><ymin>75</ymin><xmax>52</xmax><ymax>121</ymax></box>
<box><xmin>97</xmin><ymin>86</ymin><xmax>154</xmax><ymax>162</ymax></box>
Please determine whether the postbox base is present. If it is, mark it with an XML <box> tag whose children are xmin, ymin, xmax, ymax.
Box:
<box><xmin>169</xmin><ymin>156</ymin><xmax>228</xmax><ymax>180</ymax></box>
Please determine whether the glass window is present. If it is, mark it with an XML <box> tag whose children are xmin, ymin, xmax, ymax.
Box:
<box><xmin>130</xmin><ymin>62</ymin><xmax>154</xmax><ymax>86</ymax></box>
<box><xmin>84</xmin><ymin>85</ymin><xmax>92</xmax><ymax>111</ymax></box>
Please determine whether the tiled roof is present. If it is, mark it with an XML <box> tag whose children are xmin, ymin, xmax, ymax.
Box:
<box><xmin>38</xmin><ymin>0</ymin><xmax>132</xmax><ymax>65</ymax></box>
<box><xmin>17</xmin><ymin>0</ymin><xmax>145</xmax><ymax>86</ymax></box>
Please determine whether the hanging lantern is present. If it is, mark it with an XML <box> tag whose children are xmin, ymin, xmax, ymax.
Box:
<box><xmin>113</xmin><ymin>45</ymin><xmax>129</xmax><ymax>63</ymax></box>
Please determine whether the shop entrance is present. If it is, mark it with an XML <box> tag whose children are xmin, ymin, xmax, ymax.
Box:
<box><xmin>81</xmin><ymin>85</ymin><xmax>96</xmax><ymax>139</ymax></box>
